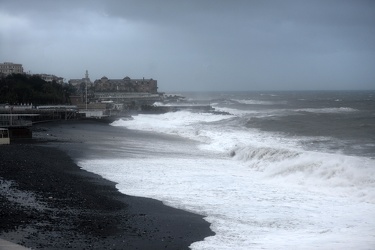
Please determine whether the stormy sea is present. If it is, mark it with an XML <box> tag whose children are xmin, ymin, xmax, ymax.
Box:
<box><xmin>79</xmin><ymin>90</ymin><xmax>375</xmax><ymax>249</ymax></box>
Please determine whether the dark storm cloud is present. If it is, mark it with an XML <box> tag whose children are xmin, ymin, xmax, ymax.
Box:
<box><xmin>1</xmin><ymin>0</ymin><xmax>374</xmax><ymax>91</ymax></box>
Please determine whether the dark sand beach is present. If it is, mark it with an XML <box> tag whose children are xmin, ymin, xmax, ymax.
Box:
<box><xmin>0</xmin><ymin>120</ymin><xmax>214</xmax><ymax>249</ymax></box>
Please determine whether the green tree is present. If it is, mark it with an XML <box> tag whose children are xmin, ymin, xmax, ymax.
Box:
<box><xmin>0</xmin><ymin>74</ymin><xmax>71</xmax><ymax>105</ymax></box>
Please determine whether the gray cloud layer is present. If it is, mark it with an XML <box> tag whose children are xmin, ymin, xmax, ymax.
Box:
<box><xmin>1</xmin><ymin>0</ymin><xmax>374</xmax><ymax>91</ymax></box>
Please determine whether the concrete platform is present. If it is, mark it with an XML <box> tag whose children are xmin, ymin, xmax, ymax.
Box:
<box><xmin>0</xmin><ymin>239</ymin><xmax>31</xmax><ymax>250</ymax></box>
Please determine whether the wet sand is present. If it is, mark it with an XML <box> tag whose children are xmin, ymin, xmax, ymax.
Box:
<box><xmin>0</xmin><ymin>119</ymin><xmax>214</xmax><ymax>249</ymax></box>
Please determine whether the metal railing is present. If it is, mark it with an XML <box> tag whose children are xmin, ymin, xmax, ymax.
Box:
<box><xmin>0</xmin><ymin>115</ymin><xmax>34</xmax><ymax>127</ymax></box>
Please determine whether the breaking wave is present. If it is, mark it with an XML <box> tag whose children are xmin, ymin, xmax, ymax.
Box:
<box><xmin>232</xmin><ymin>99</ymin><xmax>283</xmax><ymax>105</ymax></box>
<box><xmin>295</xmin><ymin>107</ymin><xmax>359</xmax><ymax>113</ymax></box>
<box><xmin>230</xmin><ymin>144</ymin><xmax>375</xmax><ymax>203</ymax></box>
<box><xmin>112</xmin><ymin>109</ymin><xmax>375</xmax><ymax>203</ymax></box>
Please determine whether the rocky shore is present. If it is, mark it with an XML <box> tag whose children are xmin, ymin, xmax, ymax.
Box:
<box><xmin>0</xmin><ymin>120</ymin><xmax>214</xmax><ymax>249</ymax></box>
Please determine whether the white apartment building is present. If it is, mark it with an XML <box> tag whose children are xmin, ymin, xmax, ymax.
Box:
<box><xmin>38</xmin><ymin>74</ymin><xmax>64</xmax><ymax>84</ymax></box>
<box><xmin>0</xmin><ymin>62</ymin><xmax>24</xmax><ymax>75</ymax></box>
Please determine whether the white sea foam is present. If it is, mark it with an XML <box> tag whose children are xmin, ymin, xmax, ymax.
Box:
<box><xmin>153</xmin><ymin>101</ymin><xmax>169</xmax><ymax>106</ymax></box>
<box><xmin>210</xmin><ymin>105</ymin><xmax>260</xmax><ymax>116</ymax></box>
<box><xmin>232</xmin><ymin>99</ymin><xmax>280</xmax><ymax>105</ymax></box>
<box><xmin>232</xmin><ymin>145</ymin><xmax>375</xmax><ymax>203</ymax></box>
<box><xmin>295</xmin><ymin>107</ymin><xmax>358</xmax><ymax>113</ymax></box>
<box><xmin>112</xmin><ymin>111</ymin><xmax>235</xmax><ymax>144</ymax></box>
<box><xmin>79</xmin><ymin>155</ymin><xmax>375</xmax><ymax>249</ymax></box>
<box><xmin>111</xmin><ymin>111</ymin><xmax>375</xmax><ymax>202</ymax></box>
<box><xmin>88</xmin><ymin>109</ymin><xmax>375</xmax><ymax>249</ymax></box>
<box><xmin>153</xmin><ymin>102</ymin><xmax>205</xmax><ymax>107</ymax></box>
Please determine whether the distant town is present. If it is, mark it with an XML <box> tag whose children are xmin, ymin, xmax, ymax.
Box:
<box><xmin>0</xmin><ymin>62</ymin><xmax>189</xmax><ymax>115</ymax></box>
<box><xmin>0</xmin><ymin>61</ymin><xmax>195</xmax><ymax>141</ymax></box>
<box><xmin>0</xmin><ymin>61</ymin><xmax>161</xmax><ymax>108</ymax></box>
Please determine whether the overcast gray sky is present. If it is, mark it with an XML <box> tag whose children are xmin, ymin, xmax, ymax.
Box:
<box><xmin>1</xmin><ymin>0</ymin><xmax>374</xmax><ymax>91</ymax></box>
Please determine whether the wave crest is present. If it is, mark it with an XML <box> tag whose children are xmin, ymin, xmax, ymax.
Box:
<box><xmin>231</xmin><ymin>146</ymin><xmax>300</xmax><ymax>165</ymax></box>
<box><xmin>232</xmin><ymin>99</ymin><xmax>285</xmax><ymax>105</ymax></box>
<box><xmin>231</xmin><ymin>145</ymin><xmax>375</xmax><ymax>203</ymax></box>
<box><xmin>296</xmin><ymin>107</ymin><xmax>358</xmax><ymax>113</ymax></box>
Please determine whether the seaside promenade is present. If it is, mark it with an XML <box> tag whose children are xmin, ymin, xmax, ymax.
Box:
<box><xmin>0</xmin><ymin>105</ymin><xmax>79</xmax><ymax>140</ymax></box>
<box><xmin>0</xmin><ymin>102</ymin><xmax>216</xmax><ymax>141</ymax></box>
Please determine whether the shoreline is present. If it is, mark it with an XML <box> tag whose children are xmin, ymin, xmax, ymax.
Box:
<box><xmin>0</xmin><ymin>119</ymin><xmax>214</xmax><ymax>249</ymax></box>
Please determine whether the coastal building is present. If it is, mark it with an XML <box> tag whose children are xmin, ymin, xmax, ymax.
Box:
<box><xmin>93</xmin><ymin>91</ymin><xmax>161</xmax><ymax>106</ymax></box>
<box><xmin>0</xmin><ymin>62</ymin><xmax>24</xmax><ymax>76</ymax></box>
<box><xmin>68</xmin><ymin>70</ymin><xmax>92</xmax><ymax>87</ymax></box>
<box><xmin>68</xmin><ymin>73</ymin><xmax>161</xmax><ymax>113</ymax></box>
<box><xmin>37</xmin><ymin>74</ymin><xmax>64</xmax><ymax>84</ymax></box>
<box><xmin>94</xmin><ymin>76</ymin><xmax>158</xmax><ymax>93</ymax></box>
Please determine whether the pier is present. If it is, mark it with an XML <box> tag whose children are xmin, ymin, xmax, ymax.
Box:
<box><xmin>0</xmin><ymin>105</ymin><xmax>79</xmax><ymax>140</ymax></box>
